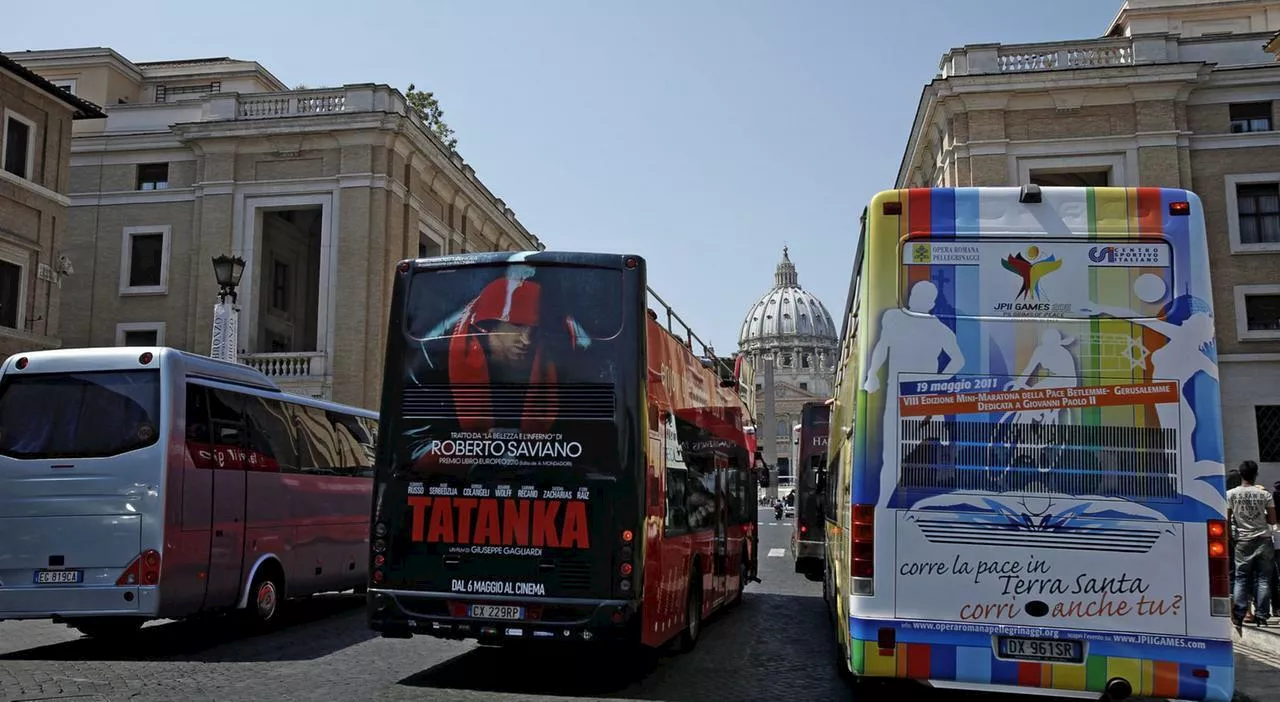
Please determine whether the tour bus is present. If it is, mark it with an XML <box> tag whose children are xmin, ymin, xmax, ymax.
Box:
<box><xmin>824</xmin><ymin>186</ymin><xmax>1233</xmax><ymax>702</ymax></box>
<box><xmin>367</xmin><ymin>251</ymin><xmax>758</xmax><ymax>650</ymax></box>
<box><xmin>791</xmin><ymin>400</ymin><xmax>829</xmax><ymax>578</ymax></box>
<box><xmin>0</xmin><ymin>347</ymin><xmax>379</xmax><ymax>639</ymax></box>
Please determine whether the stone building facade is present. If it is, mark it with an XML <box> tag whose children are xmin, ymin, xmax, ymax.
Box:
<box><xmin>897</xmin><ymin>0</ymin><xmax>1280</xmax><ymax>480</ymax></box>
<box><xmin>0</xmin><ymin>52</ymin><xmax>104</xmax><ymax>359</ymax></box>
<box><xmin>11</xmin><ymin>48</ymin><xmax>542</xmax><ymax>408</ymax></box>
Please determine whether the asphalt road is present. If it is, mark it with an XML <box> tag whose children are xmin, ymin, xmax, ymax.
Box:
<box><xmin>0</xmin><ymin>510</ymin><xmax>1200</xmax><ymax>701</ymax></box>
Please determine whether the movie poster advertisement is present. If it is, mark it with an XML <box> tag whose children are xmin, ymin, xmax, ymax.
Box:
<box><xmin>385</xmin><ymin>259</ymin><xmax>629</xmax><ymax>579</ymax></box>
<box><xmin>399</xmin><ymin>260</ymin><xmax>625</xmax><ymax>481</ymax></box>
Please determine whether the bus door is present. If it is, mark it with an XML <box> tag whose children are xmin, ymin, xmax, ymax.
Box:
<box><xmin>711</xmin><ymin>452</ymin><xmax>729</xmax><ymax>604</ymax></box>
<box><xmin>201</xmin><ymin>387</ymin><xmax>248</xmax><ymax>610</ymax></box>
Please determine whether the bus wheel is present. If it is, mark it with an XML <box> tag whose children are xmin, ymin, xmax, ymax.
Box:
<box><xmin>69</xmin><ymin>617</ymin><xmax>144</xmax><ymax>640</ymax></box>
<box><xmin>677</xmin><ymin>576</ymin><xmax>702</xmax><ymax>653</ymax></box>
<box><xmin>247</xmin><ymin>568</ymin><xmax>284</xmax><ymax>627</ymax></box>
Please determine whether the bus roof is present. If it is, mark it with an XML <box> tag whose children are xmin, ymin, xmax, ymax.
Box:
<box><xmin>403</xmin><ymin>250</ymin><xmax>638</xmax><ymax>272</ymax></box>
<box><xmin>0</xmin><ymin>347</ymin><xmax>376</xmax><ymax>418</ymax></box>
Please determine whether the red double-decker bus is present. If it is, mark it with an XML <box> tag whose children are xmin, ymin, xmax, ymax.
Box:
<box><xmin>368</xmin><ymin>251</ymin><xmax>758</xmax><ymax>650</ymax></box>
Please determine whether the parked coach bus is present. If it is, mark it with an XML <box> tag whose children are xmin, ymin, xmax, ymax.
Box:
<box><xmin>791</xmin><ymin>400</ymin><xmax>829</xmax><ymax>578</ymax></box>
<box><xmin>368</xmin><ymin>251</ymin><xmax>758</xmax><ymax>650</ymax></box>
<box><xmin>0</xmin><ymin>347</ymin><xmax>378</xmax><ymax>639</ymax></box>
<box><xmin>825</xmin><ymin>186</ymin><xmax>1233</xmax><ymax>701</ymax></box>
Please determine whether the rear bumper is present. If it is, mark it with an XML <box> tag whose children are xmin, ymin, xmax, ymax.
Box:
<box><xmin>367</xmin><ymin>588</ymin><xmax>638</xmax><ymax>643</ymax></box>
<box><xmin>793</xmin><ymin>539</ymin><xmax>824</xmax><ymax>561</ymax></box>
<box><xmin>0</xmin><ymin>585</ymin><xmax>156</xmax><ymax>620</ymax></box>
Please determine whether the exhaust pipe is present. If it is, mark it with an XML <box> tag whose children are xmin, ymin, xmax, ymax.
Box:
<box><xmin>1102</xmin><ymin>677</ymin><xmax>1132</xmax><ymax>701</ymax></box>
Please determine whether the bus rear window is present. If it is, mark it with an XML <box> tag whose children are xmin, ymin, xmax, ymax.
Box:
<box><xmin>0</xmin><ymin>370</ymin><xmax>161</xmax><ymax>459</ymax></box>
<box><xmin>403</xmin><ymin>263</ymin><xmax>625</xmax><ymax>386</ymax></box>
<box><xmin>900</xmin><ymin>238</ymin><xmax>1174</xmax><ymax>320</ymax></box>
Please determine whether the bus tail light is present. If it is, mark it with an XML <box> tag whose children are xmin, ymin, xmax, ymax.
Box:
<box><xmin>116</xmin><ymin>549</ymin><xmax>162</xmax><ymax>586</ymax></box>
<box><xmin>1170</xmin><ymin>201</ymin><xmax>1191</xmax><ymax>216</ymax></box>
<box><xmin>882</xmin><ymin>201</ymin><xmax>902</xmax><ymax>216</ymax></box>
<box><xmin>1207</xmin><ymin>519</ymin><xmax>1231</xmax><ymax>616</ymax></box>
<box><xmin>851</xmin><ymin>504</ymin><xmax>875</xmax><ymax>596</ymax></box>
<box><xmin>618</xmin><ymin>530</ymin><xmax>635</xmax><ymax>593</ymax></box>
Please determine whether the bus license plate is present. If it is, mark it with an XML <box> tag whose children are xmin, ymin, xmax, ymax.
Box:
<box><xmin>998</xmin><ymin>636</ymin><xmax>1082</xmax><ymax>663</ymax></box>
<box><xmin>469</xmin><ymin>605</ymin><xmax>524</xmax><ymax>620</ymax></box>
<box><xmin>33</xmin><ymin>569</ymin><xmax>83</xmax><ymax>585</ymax></box>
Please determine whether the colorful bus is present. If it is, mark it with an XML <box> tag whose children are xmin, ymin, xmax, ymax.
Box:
<box><xmin>824</xmin><ymin>186</ymin><xmax>1233</xmax><ymax>701</ymax></box>
<box><xmin>367</xmin><ymin>251</ymin><xmax>757</xmax><ymax>649</ymax></box>
<box><xmin>0</xmin><ymin>347</ymin><xmax>379</xmax><ymax>639</ymax></box>
<box><xmin>791</xmin><ymin>400</ymin><xmax>829</xmax><ymax>578</ymax></box>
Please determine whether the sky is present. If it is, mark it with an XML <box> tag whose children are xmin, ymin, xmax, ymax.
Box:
<box><xmin>8</xmin><ymin>0</ymin><xmax>1124</xmax><ymax>354</ymax></box>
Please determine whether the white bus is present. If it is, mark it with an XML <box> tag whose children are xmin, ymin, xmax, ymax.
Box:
<box><xmin>825</xmin><ymin>186</ymin><xmax>1233</xmax><ymax>701</ymax></box>
<box><xmin>0</xmin><ymin>347</ymin><xmax>378</xmax><ymax>639</ymax></box>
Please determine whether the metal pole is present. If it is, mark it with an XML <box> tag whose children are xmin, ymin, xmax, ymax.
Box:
<box><xmin>761</xmin><ymin>353</ymin><xmax>778</xmax><ymax>501</ymax></box>
<box><xmin>210</xmin><ymin>298</ymin><xmax>240</xmax><ymax>363</ymax></box>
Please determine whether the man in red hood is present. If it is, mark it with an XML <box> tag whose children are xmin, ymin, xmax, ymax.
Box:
<box><xmin>403</xmin><ymin>269</ymin><xmax>595</xmax><ymax>475</ymax></box>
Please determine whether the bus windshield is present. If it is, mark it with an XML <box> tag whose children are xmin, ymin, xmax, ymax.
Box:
<box><xmin>0</xmin><ymin>370</ymin><xmax>160</xmax><ymax>459</ymax></box>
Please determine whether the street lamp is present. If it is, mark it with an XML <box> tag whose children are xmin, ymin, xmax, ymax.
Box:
<box><xmin>212</xmin><ymin>254</ymin><xmax>245</xmax><ymax>303</ymax></box>
<box><xmin>210</xmin><ymin>254</ymin><xmax>245</xmax><ymax>363</ymax></box>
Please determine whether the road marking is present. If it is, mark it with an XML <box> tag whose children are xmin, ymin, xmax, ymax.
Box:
<box><xmin>767</xmin><ymin>522</ymin><xmax>778</xmax><ymax>526</ymax></box>
<box><xmin>767</xmin><ymin>548</ymin><xmax>786</xmax><ymax>558</ymax></box>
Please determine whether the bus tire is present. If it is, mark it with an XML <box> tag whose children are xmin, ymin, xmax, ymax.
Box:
<box><xmin>676</xmin><ymin>573</ymin><xmax>702</xmax><ymax>653</ymax></box>
<box><xmin>245</xmin><ymin>564</ymin><xmax>285</xmax><ymax>628</ymax></box>
<box><xmin>69</xmin><ymin>617</ymin><xmax>144</xmax><ymax>640</ymax></box>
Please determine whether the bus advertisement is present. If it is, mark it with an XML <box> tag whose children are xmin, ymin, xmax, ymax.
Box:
<box><xmin>368</xmin><ymin>251</ymin><xmax>757</xmax><ymax>649</ymax></box>
<box><xmin>791</xmin><ymin>401</ymin><xmax>829</xmax><ymax>578</ymax></box>
<box><xmin>0</xmin><ymin>347</ymin><xmax>378</xmax><ymax>639</ymax></box>
<box><xmin>825</xmin><ymin>186</ymin><xmax>1233</xmax><ymax>701</ymax></box>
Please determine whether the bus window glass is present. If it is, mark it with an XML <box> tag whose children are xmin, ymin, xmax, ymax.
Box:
<box><xmin>292</xmin><ymin>404</ymin><xmax>340</xmax><ymax>475</ymax></box>
<box><xmin>403</xmin><ymin>263</ymin><xmax>624</xmax><ymax>385</ymax></box>
<box><xmin>665</xmin><ymin>467</ymin><xmax>688</xmax><ymax>533</ymax></box>
<box><xmin>0</xmin><ymin>370</ymin><xmax>160</xmax><ymax>459</ymax></box>
<box><xmin>243</xmin><ymin>396</ymin><xmax>295</xmax><ymax>473</ymax></box>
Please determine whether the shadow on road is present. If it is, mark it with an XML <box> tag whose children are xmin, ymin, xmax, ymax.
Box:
<box><xmin>400</xmin><ymin>642</ymin><xmax>662</xmax><ymax>697</ymax></box>
<box><xmin>0</xmin><ymin>592</ymin><xmax>372</xmax><ymax>663</ymax></box>
<box><xmin>398</xmin><ymin>593</ymin><xmax>858</xmax><ymax>700</ymax></box>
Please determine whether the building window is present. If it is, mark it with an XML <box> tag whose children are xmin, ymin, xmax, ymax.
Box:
<box><xmin>802</xmin><ymin>354</ymin><xmax>811</xmax><ymax>369</ymax></box>
<box><xmin>1029</xmin><ymin>169</ymin><xmax>1110</xmax><ymax>187</ymax></box>
<box><xmin>1245</xmin><ymin>294</ymin><xmax>1280</xmax><ymax>331</ymax></box>
<box><xmin>1235</xmin><ymin>285</ymin><xmax>1280</xmax><ymax>341</ymax></box>
<box><xmin>1236</xmin><ymin>183</ymin><xmax>1280</xmax><ymax>246</ymax></box>
<box><xmin>1257</xmin><ymin>405</ymin><xmax>1280</xmax><ymax>463</ymax></box>
<box><xmin>0</xmin><ymin>260</ymin><xmax>21</xmax><ymax>329</ymax></box>
<box><xmin>0</xmin><ymin>241</ymin><xmax>29</xmax><ymax>331</ymax></box>
<box><xmin>1230</xmin><ymin>102</ymin><xmax>1272</xmax><ymax>133</ymax></box>
<box><xmin>1226</xmin><ymin>174</ymin><xmax>1280</xmax><ymax>253</ymax></box>
<box><xmin>2</xmin><ymin>110</ymin><xmax>36</xmax><ymax>181</ymax></box>
<box><xmin>115</xmin><ymin>322</ymin><xmax>166</xmax><ymax>347</ymax></box>
<box><xmin>419</xmin><ymin>229</ymin><xmax>444</xmax><ymax>258</ymax></box>
<box><xmin>120</xmin><ymin>226</ymin><xmax>171</xmax><ymax>295</ymax></box>
<box><xmin>271</xmin><ymin>260</ymin><xmax>290</xmax><ymax>312</ymax></box>
<box><xmin>136</xmin><ymin>163</ymin><xmax>169</xmax><ymax>190</ymax></box>
<box><xmin>51</xmin><ymin>79</ymin><xmax>77</xmax><ymax>95</ymax></box>
<box><xmin>799</xmin><ymin>382</ymin><xmax>809</xmax><ymax>391</ymax></box>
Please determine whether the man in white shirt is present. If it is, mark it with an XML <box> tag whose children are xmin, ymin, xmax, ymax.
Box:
<box><xmin>1228</xmin><ymin>460</ymin><xmax>1276</xmax><ymax>626</ymax></box>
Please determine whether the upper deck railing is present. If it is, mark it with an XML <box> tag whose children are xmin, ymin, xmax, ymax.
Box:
<box><xmin>646</xmin><ymin>286</ymin><xmax>741</xmax><ymax>394</ymax></box>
